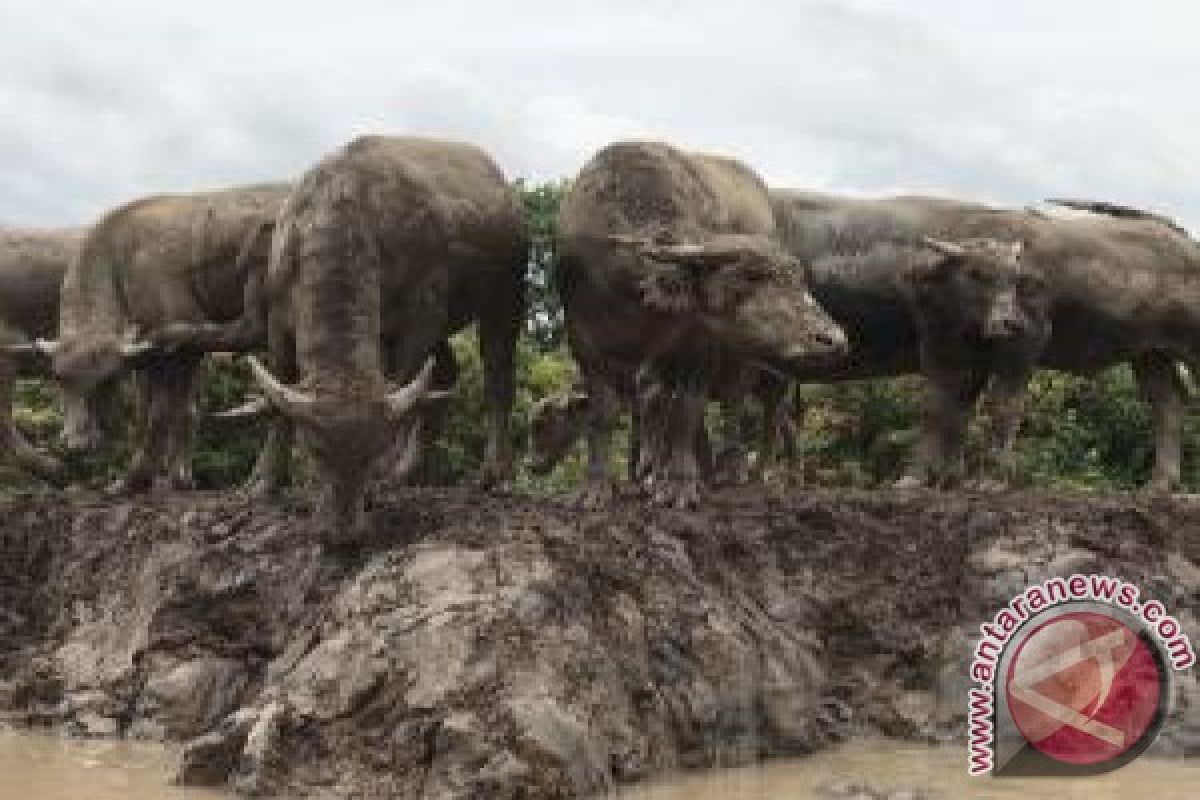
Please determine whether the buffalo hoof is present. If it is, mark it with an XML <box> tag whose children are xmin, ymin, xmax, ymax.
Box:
<box><xmin>240</xmin><ymin>477</ymin><xmax>281</xmax><ymax>504</ymax></box>
<box><xmin>1142</xmin><ymin>476</ymin><xmax>1180</xmax><ymax>495</ymax></box>
<box><xmin>154</xmin><ymin>473</ymin><xmax>196</xmax><ymax>492</ymax></box>
<box><xmin>570</xmin><ymin>482</ymin><xmax>614</xmax><ymax>511</ymax></box>
<box><xmin>475</xmin><ymin>464</ymin><xmax>515</xmax><ymax>492</ymax></box>
<box><xmin>106</xmin><ymin>475</ymin><xmax>151</xmax><ymax>497</ymax></box>
<box><xmin>758</xmin><ymin>465</ymin><xmax>802</xmax><ymax>489</ymax></box>
<box><xmin>649</xmin><ymin>479</ymin><xmax>701</xmax><ymax>510</ymax></box>
<box><xmin>964</xmin><ymin>476</ymin><xmax>1011</xmax><ymax>493</ymax></box>
<box><xmin>891</xmin><ymin>474</ymin><xmax>928</xmax><ymax>490</ymax></box>
<box><xmin>711</xmin><ymin>447</ymin><xmax>754</xmax><ymax>487</ymax></box>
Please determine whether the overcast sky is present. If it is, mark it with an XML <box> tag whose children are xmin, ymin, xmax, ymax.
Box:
<box><xmin>2</xmin><ymin>0</ymin><xmax>1197</xmax><ymax>229</ymax></box>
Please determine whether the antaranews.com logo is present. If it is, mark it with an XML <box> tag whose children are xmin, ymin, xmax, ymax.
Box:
<box><xmin>968</xmin><ymin>574</ymin><xmax>1195</xmax><ymax>777</ymax></box>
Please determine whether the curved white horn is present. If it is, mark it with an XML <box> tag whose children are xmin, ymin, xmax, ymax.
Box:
<box><xmin>35</xmin><ymin>338</ymin><xmax>61</xmax><ymax>357</ymax></box>
<box><xmin>920</xmin><ymin>236</ymin><xmax>966</xmax><ymax>258</ymax></box>
<box><xmin>246</xmin><ymin>356</ymin><xmax>315</xmax><ymax>417</ymax></box>
<box><xmin>120</xmin><ymin>339</ymin><xmax>156</xmax><ymax>360</ymax></box>
<box><xmin>386</xmin><ymin>357</ymin><xmax>436</xmax><ymax>421</ymax></box>
<box><xmin>605</xmin><ymin>233</ymin><xmax>648</xmax><ymax>247</ymax></box>
<box><xmin>210</xmin><ymin>396</ymin><xmax>274</xmax><ymax>421</ymax></box>
<box><xmin>644</xmin><ymin>241</ymin><xmax>740</xmax><ymax>268</ymax></box>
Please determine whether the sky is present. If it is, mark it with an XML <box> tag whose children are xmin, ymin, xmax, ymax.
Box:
<box><xmin>1</xmin><ymin>0</ymin><xmax>1198</xmax><ymax>230</ymax></box>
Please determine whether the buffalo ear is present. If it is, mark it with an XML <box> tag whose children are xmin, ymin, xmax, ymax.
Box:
<box><xmin>907</xmin><ymin>239</ymin><xmax>962</xmax><ymax>284</ymax></box>
<box><xmin>638</xmin><ymin>263</ymin><xmax>694</xmax><ymax>312</ymax></box>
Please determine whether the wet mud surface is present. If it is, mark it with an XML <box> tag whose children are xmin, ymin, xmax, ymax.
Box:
<box><xmin>2</xmin><ymin>485</ymin><xmax>1199</xmax><ymax>798</ymax></box>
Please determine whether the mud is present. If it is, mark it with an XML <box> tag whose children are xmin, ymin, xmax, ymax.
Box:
<box><xmin>1</xmin><ymin>485</ymin><xmax>1199</xmax><ymax>798</ymax></box>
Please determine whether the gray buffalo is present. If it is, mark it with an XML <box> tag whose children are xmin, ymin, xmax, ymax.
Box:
<box><xmin>39</xmin><ymin>183</ymin><xmax>290</xmax><ymax>492</ymax></box>
<box><xmin>771</xmin><ymin>191</ymin><xmax>1049</xmax><ymax>488</ymax></box>
<box><xmin>541</xmin><ymin>141</ymin><xmax>848</xmax><ymax>508</ymax></box>
<box><xmin>769</xmin><ymin>191</ymin><xmax>1200</xmax><ymax>491</ymax></box>
<box><xmin>237</xmin><ymin>136</ymin><xmax>526</xmax><ymax>529</ymax></box>
<box><xmin>0</xmin><ymin>227</ymin><xmax>100</xmax><ymax>482</ymax></box>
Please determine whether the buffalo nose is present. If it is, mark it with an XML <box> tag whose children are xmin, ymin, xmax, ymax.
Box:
<box><xmin>987</xmin><ymin>317</ymin><xmax>1023</xmax><ymax>339</ymax></box>
<box><xmin>813</xmin><ymin>327</ymin><xmax>849</xmax><ymax>354</ymax></box>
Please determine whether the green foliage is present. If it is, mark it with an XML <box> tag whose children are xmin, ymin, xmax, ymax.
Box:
<box><xmin>782</xmin><ymin>365</ymin><xmax>1194</xmax><ymax>491</ymax></box>
<box><xmin>518</xmin><ymin>179</ymin><xmax>569</xmax><ymax>352</ymax></box>
<box><xmin>192</xmin><ymin>357</ymin><xmax>268</xmax><ymax>488</ymax></box>
<box><xmin>794</xmin><ymin>377</ymin><xmax>922</xmax><ymax>488</ymax></box>
<box><xmin>423</xmin><ymin>331</ymin><xmax>590</xmax><ymax>489</ymax></box>
<box><xmin>2</xmin><ymin>182</ymin><xmax>1198</xmax><ymax>494</ymax></box>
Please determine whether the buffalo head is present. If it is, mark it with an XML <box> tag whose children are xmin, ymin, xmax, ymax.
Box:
<box><xmin>44</xmin><ymin>329</ymin><xmax>155</xmax><ymax>391</ymax></box>
<box><xmin>25</xmin><ymin>330</ymin><xmax>154</xmax><ymax>453</ymax></box>
<box><xmin>616</xmin><ymin>233</ymin><xmax>849</xmax><ymax>375</ymax></box>
<box><xmin>245</xmin><ymin>356</ymin><xmax>439</xmax><ymax>525</ymax></box>
<box><xmin>913</xmin><ymin>237</ymin><xmax>1048</xmax><ymax>343</ymax></box>
<box><xmin>527</xmin><ymin>390</ymin><xmax>589</xmax><ymax>475</ymax></box>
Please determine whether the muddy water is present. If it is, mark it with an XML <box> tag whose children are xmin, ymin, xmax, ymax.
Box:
<box><xmin>0</xmin><ymin>728</ymin><xmax>228</xmax><ymax>800</ymax></box>
<box><xmin>613</xmin><ymin>741</ymin><xmax>1200</xmax><ymax>799</ymax></box>
<box><xmin>5</xmin><ymin>730</ymin><xmax>1200</xmax><ymax>800</ymax></box>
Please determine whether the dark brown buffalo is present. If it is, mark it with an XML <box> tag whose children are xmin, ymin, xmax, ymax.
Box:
<box><xmin>41</xmin><ymin>183</ymin><xmax>290</xmax><ymax>492</ymax></box>
<box><xmin>239</xmin><ymin>136</ymin><xmax>526</xmax><ymax>528</ymax></box>
<box><xmin>530</xmin><ymin>229</ymin><xmax>1033</xmax><ymax>489</ymax></box>
<box><xmin>544</xmin><ymin>141</ymin><xmax>847</xmax><ymax>508</ymax></box>
<box><xmin>1021</xmin><ymin>199</ymin><xmax>1200</xmax><ymax>491</ymax></box>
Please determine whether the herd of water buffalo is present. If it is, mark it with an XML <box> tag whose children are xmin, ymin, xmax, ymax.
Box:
<box><xmin>0</xmin><ymin>135</ymin><xmax>1197</xmax><ymax>527</ymax></box>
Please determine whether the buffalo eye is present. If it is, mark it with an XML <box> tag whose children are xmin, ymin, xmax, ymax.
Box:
<box><xmin>964</xmin><ymin>265</ymin><xmax>994</xmax><ymax>283</ymax></box>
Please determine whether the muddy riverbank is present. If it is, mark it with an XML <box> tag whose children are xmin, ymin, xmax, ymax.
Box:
<box><xmin>2</xmin><ymin>486</ymin><xmax>1199</xmax><ymax>798</ymax></box>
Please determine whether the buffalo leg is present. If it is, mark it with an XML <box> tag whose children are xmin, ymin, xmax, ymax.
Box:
<box><xmin>627</xmin><ymin>398</ymin><xmax>641</xmax><ymax>484</ymax></box>
<box><xmin>1134</xmin><ymin>352</ymin><xmax>1185</xmax><ymax>493</ymax></box>
<box><xmin>574</xmin><ymin>374</ymin><xmax>619</xmax><ymax>509</ymax></box>
<box><xmin>477</xmin><ymin>280</ymin><xmax>522</xmax><ymax>489</ymax></box>
<box><xmin>117</xmin><ymin>355</ymin><xmax>201</xmax><ymax>494</ymax></box>
<box><xmin>757</xmin><ymin>375</ymin><xmax>792</xmax><ymax>481</ymax></box>
<box><xmin>712</xmin><ymin>370</ymin><xmax>754</xmax><ymax>486</ymax></box>
<box><xmin>633</xmin><ymin>365</ymin><xmax>668</xmax><ymax>486</ymax></box>
<box><xmin>972</xmin><ymin>366</ymin><xmax>1033</xmax><ymax>492</ymax></box>
<box><xmin>0</xmin><ymin>358</ymin><xmax>64</xmax><ymax>484</ymax></box>
<box><xmin>652</xmin><ymin>384</ymin><xmax>706</xmax><ymax>509</ymax></box>
<box><xmin>61</xmin><ymin>388</ymin><xmax>108</xmax><ymax>455</ymax></box>
<box><xmin>635</xmin><ymin>366</ymin><xmax>706</xmax><ymax>509</ymax></box>
<box><xmin>898</xmin><ymin>364</ymin><xmax>987</xmax><ymax>489</ymax></box>
<box><xmin>163</xmin><ymin>378</ymin><xmax>197</xmax><ymax>490</ymax></box>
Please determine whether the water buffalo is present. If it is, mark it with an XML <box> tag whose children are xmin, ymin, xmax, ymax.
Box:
<box><xmin>239</xmin><ymin>135</ymin><xmax>526</xmax><ymax>529</ymax></box>
<box><xmin>770</xmin><ymin>191</ymin><xmax>1049</xmax><ymax>488</ymax></box>
<box><xmin>39</xmin><ymin>183</ymin><xmax>290</xmax><ymax>492</ymax></box>
<box><xmin>543</xmin><ymin>141</ymin><xmax>847</xmax><ymax>508</ymax></box>
<box><xmin>530</xmin><ymin>214</ymin><xmax>1035</xmax><ymax>489</ymax></box>
<box><xmin>770</xmin><ymin>191</ymin><xmax>1200</xmax><ymax>491</ymax></box>
<box><xmin>1020</xmin><ymin>199</ymin><xmax>1200</xmax><ymax>491</ymax></box>
<box><xmin>0</xmin><ymin>228</ymin><xmax>97</xmax><ymax>482</ymax></box>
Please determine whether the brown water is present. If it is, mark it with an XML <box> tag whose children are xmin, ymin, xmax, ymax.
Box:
<box><xmin>613</xmin><ymin>740</ymin><xmax>1200</xmax><ymax>799</ymax></box>
<box><xmin>5</xmin><ymin>730</ymin><xmax>1199</xmax><ymax>799</ymax></box>
<box><xmin>0</xmin><ymin>727</ymin><xmax>229</xmax><ymax>800</ymax></box>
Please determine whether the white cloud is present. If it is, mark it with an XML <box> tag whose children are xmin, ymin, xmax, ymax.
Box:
<box><xmin>1</xmin><ymin>0</ymin><xmax>1197</xmax><ymax>231</ymax></box>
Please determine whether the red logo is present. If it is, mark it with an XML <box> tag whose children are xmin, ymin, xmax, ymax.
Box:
<box><xmin>1005</xmin><ymin>611</ymin><xmax>1163</xmax><ymax>766</ymax></box>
